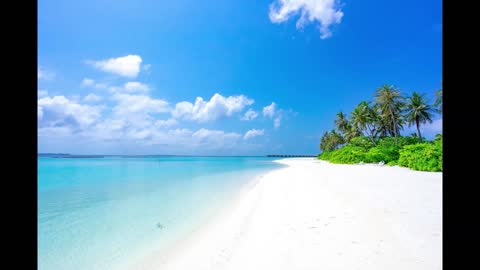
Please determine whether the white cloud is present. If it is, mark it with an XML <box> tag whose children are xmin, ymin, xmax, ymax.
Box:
<box><xmin>84</xmin><ymin>93</ymin><xmax>102</xmax><ymax>102</ymax></box>
<box><xmin>38</xmin><ymin>67</ymin><xmax>54</xmax><ymax>80</ymax></box>
<box><xmin>37</xmin><ymin>86</ymin><xmax>285</xmax><ymax>153</ymax></box>
<box><xmin>38</xmin><ymin>90</ymin><xmax>48</xmax><ymax>97</ymax></box>
<box><xmin>38</xmin><ymin>126</ymin><xmax>74</xmax><ymax>137</ymax></box>
<box><xmin>87</xmin><ymin>55</ymin><xmax>142</xmax><ymax>78</ymax></box>
<box><xmin>263</xmin><ymin>102</ymin><xmax>277</xmax><ymax>118</ymax></box>
<box><xmin>172</xmin><ymin>93</ymin><xmax>254</xmax><ymax>122</ymax></box>
<box><xmin>274</xmin><ymin>116</ymin><xmax>282</xmax><ymax>128</ymax></box>
<box><xmin>144</xmin><ymin>128</ymin><xmax>242</xmax><ymax>150</ymax></box>
<box><xmin>244</xmin><ymin>129</ymin><xmax>265</xmax><ymax>140</ymax></box>
<box><xmin>263</xmin><ymin>102</ymin><xmax>289</xmax><ymax>128</ymax></box>
<box><xmin>91</xmin><ymin>81</ymin><xmax>151</xmax><ymax>94</ymax></box>
<box><xmin>82</xmin><ymin>119</ymin><xmax>128</xmax><ymax>141</ymax></box>
<box><xmin>241</xmin><ymin>109</ymin><xmax>258</xmax><ymax>121</ymax></box>
<box><xmin>168</xmin><ymin>128</ymin><xmax>193</xmax><ymax>137</ymax></box>
<box><xmin>192</xmin><ymin>128</ymin><xmax>241</xmax><ymax>145</ymax></box>
<box><xmin>94</xmin><ymin>83</ymin><xmax>109</xmax><ymax>90</ymax></box>
<box><xmin>154</xmin><ymin>118</ymin><xmax>178</xmax><ymax>128</ymax></box>
<box><xmin>112</xmin><ymin>93</ymin><xmax>170</xmax><ymax>116</ymax></box>
<box><xmin>81</xmin><ymin>78</ymin><xmax>95</xmax><ymax>87</ymax></box>
<box><xmin>37</xmin><ymin>95</ymin><xmax>103</xmax><ymax>130</ymax></box>
<box><xmin>143</xmin><ymin>64</ymin><xmax>152</xmax><ymax>71</ymax></box>
<box><xmin>269</xmin><ymin>0</ymin><xmax>344</xmax><ymax>39</ymax></box>
<box><xmin>123</xmin><ymin>81</ymin><xmax>150</xmax><ymax>93</ymax></box>
<box><xmin>126</xmin><ymin>129</ymin><xmax>152</xmax><ymax>140</ymax></box>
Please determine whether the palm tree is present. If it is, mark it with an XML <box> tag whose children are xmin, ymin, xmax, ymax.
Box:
<box><xmin>405</xmin><ymin>92</ymin><xmax>434</xmax><ymax>143</ymax></box>
<box><xmin>319</xmin><ymin>130</ymin><xmax>345</xmax><ymax>152</ymax></box>
<box><xmin>330</xmin><ymin>129</ymin><xmax>345</xmax><ymax>149</ymax></box>
<box><xmin>351</xmin><ymin>101</ymin><xmax>377</xmax><ymax>145</ymax></box>
<box><xmin>344</xmin><ymin>122</ymin><xmax>361</xmax><ymax>143</ymax></box>
<box><xmin>334</xmin><ymin>112</ymin><xmax>349</xmax><ymax>134</ymax></box>
<box><xmin>372</xmin><ymin>104</ymin><xmax>389</xmax><ymax>138</ymax></box>
<box><xmin>375</xmin><ymin>84</ymin><xmax>405</xmax><ymax>144</ymax></box>
<box><xmin>319</xmin><ymin>131</ymin><xmax>330</xmax><ymax>152</ymax></box>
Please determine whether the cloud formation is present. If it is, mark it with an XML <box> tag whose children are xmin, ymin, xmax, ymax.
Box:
<box><xmin>274</xmin><ymin>117</ymin><xmax>282</xmax><ymax>128</ymax></box>
<box><xmin>112</xmin><ymin>93</ymin><xmax>170</xmax><ymax>116</ymax></box>
<box><xmin>244</xmin><ymin>129</ymin><xmax>265</xmax><ymax>140</ymax></box>
<box><xmin>84</xmin><ymin>93</ymin><xmax>102</xmax><ymax>102</ymax></box>
<box><xmin>87</xmin><ymin>55</ymin><xmax>143</xmax><ymax>78</ymax></box>
<box><xmin>38</xmin><ymin>61</ymin><xmax>291</xmax><ymax>154</ymax></box>
<box><xmin>81</xmin><ymin>78</ymin><xmax>95</xmax><ymax>87</ymax></box>
<box><xmin>172</xmin><ymin>93</ymin><xmax>254</xmax><ymax>122</ymax></box>
<box><xmin>263</xmin><ymin>102</ymin><xmax>277</xmax><ymax>118</ymax></box>
<box><xmin>269</xmin><ymin>0</ymin><xmax>344</xmax><ymax>39</ymax></box>
<box><xmin>123</xmin><ymin>81</ymin><xmax>150</xmax><ymax>93</ymax></box>
<box><xmin>38</xmin><ymin>95</ymin><xmax>103</xmax><ymax>130</ymax></box>
<box><xmin>241</xmin><ymin>109</ymin><xmax>258</xmax><ymax>121</ymax></box>
<box><xmin>154</xmin><ymin>118</ymin><xmax>178</xmax><ymax>128</ymax></box>
<box><xmin>263</xmin><ymin>102</ymin><xmax>285</xmax><ymax>128</ymax></box>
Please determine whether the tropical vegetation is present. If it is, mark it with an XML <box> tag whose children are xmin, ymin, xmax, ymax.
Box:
<box><xmin>318</xmin><ymin>84</ymin><xmax>442</xmax><ymax>172</ymax></box>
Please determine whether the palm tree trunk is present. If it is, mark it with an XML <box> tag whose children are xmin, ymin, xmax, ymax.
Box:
<box><xmin>366</xmin><ymin>124</ymin><xmax>377</xmax><ymax>146</ymax></box>
<box><xmin>415</xmin><ymin>117</ymin><xmax>422</xmax><ymax>143</ymax></box>
<box><xmin>388</xmin><ymin>105</ymin><xmax>398</xmax><ymax>144</ymax></box>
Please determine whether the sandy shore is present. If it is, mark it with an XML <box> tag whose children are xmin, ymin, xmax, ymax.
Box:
<box><xmin>132</xmin><ymin>158</ymin><xmax>442</xmax><ymax>270</ymax></box>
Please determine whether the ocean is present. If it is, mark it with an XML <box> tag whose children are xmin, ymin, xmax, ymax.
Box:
<box><xmin>38</xmin><ymin>156</ymin><xmax>283</xmax><ymax>270</ymax></box>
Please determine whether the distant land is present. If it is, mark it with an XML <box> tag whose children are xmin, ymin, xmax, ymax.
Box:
<box><xmin>38</xmin><ymin>153</ymin><xmax>316</xmax><ymax>158</ymax></box>
<box><xmin>38</xmin><ymin>153</ymin><xmax>105</xmax><ymax>158</ymax></box>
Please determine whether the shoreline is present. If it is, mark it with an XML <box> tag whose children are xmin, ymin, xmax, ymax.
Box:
<box><xmin>127</xmin><ymin>162</ymin><xmax>288</xmax><ymax>270</ymax></box>
<box><xmin>130</xmin><ymin>158</ymin><xmax>442</xmax><ymax>270</ymax></box>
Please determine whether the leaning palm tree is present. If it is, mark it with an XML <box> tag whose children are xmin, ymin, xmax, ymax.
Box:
<box><xmin>405</xmin><ymin>92</ymin><xmax>434</xmax><ymax>143</ymax></box>
<box><xmin>375</xmin><ymin>84</ymin><xmax>405</xmax><ymax>144</ymax></box>
<box><xmin>334</xmin><ymin>112</ymin><xmax>349</xmax><ymax>134</ymax></box>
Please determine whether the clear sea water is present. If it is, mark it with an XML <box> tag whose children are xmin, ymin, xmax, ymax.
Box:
<box><xmin>38</xmin><ymin>156</ymin><xmax>283</xmax><ymax>270</ymax></box>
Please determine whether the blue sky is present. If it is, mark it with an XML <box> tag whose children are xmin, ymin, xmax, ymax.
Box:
<box><xmin>38</xmin><ymin>0</ymin><xmax>442</xmax><ymax>155</ymax></box>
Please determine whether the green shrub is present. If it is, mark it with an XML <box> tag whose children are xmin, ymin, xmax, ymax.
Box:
<box><xmin>363</xmin><ymin>137</ymin><xmax>401</xmax><ymax>163</ymax></box>
<box><xmin>318</xmin><ymin>151</ymin><xmax>332</xmax><ymax>160</ymax></box>
<box><xmin>397</xmin><ymin>136</ymin><xmax>421</xmax><ymax>147</ymax></box>
<box><xmin>318</xmin><ymin>135</ymin><xmax>442</xmax><ymax>172</ymax></box>
<box><xmin>397</xmin><ymin>138</ymin><xmax>442</xmax><ymax>172</ymax></box>
<box><xmin>387</xmin><ymin>160</ymin><xmax>398</xmax><ymax>166</ymax></box>
<box><xmin>349</xmin><ymin>136</ymin><xmax>375</xmax><ymax>150</ymax></box>
<box><xmin>319</xmin><ymin>144</ymin><xmax>368</xmax><ymax>164</ymax></box>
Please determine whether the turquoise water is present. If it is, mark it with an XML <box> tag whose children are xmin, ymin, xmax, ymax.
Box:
<box><xmin>38</xmin><ymin>156</ymin><xmax>283</xmax><ymax>270</ymax></box>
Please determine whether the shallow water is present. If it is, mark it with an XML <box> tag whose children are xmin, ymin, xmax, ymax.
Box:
<box><xmin>38</xmin><ymin>156</ymin><xmax>283</xmax><ymax>270</ymax></box>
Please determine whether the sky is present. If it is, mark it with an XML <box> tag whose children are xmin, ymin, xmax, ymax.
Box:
<box><xmin>38</xmin><ymin>0</ymin><xmax>442</xmax><ymax>155</ymax></box>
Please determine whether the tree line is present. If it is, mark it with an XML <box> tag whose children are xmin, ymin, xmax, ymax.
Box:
<box><xmin>320</xmin><ymin>83</ymin><xmax>442</xmax><ymax>152</ymax></box>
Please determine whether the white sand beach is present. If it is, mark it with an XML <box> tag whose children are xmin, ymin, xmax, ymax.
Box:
<box><xmin>132</xmin><ymin>158</ymin><xmax>442</xmax><ymax>270</ymax></box>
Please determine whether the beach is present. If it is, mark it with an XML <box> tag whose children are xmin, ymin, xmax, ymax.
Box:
<box><xmin>133</xmin><ymin>158</ymin><xmax>442</xmax><ymax>270</ymax></box>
